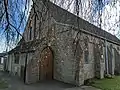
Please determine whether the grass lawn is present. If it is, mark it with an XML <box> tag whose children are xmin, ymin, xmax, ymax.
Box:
<box><xmin>92</xmin><ymin>76</ymin><xmax>120</xmax><ymax>90</ymax></box>
<box><xmin>0</xmin><ymin>79</ymin><xmax>8</xmax><ymax>89</ymax></box>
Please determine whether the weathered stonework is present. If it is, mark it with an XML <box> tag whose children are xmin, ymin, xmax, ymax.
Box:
<box><xmin>7</xmin><ymin>0</ymin><xmax>120</xmax><ymax>86</ymax></box>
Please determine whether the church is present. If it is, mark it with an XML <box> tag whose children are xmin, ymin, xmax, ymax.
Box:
<box><xmin>6</xmin><ymin>0</ymin><xmax>120</xmax><ymax>86</ymax></box>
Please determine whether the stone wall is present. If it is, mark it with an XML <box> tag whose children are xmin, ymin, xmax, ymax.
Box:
<box><xmin>7</xmin><ymin>0</ymin><xmax>120</xmax><ymax>86</ymax></box>
<box><xmin>53</xmin><ymin>24</ymin><xmax>76</xmax><ymax>84</ymax></box>
<box><xmin>7</xmin><ymin>54</ymin><xmax>13</xmax><ymax>72</ymax></box>
<box><xmin>114</xmin><ymin>45</ymin><xmax>120</xmax><ymax>74</ymax></box>
<box><xmin>7</xmin><ymin>52</ymin><xmax>34</xmax><ymax>79</ymax></box>
<box><xmin>23</xmin><ymin>0</ymin><xmax>120</xmax><ymax>86</ymax></box>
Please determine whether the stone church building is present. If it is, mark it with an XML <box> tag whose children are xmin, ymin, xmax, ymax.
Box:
<box><xmin>6</xmin><ymin>0</ymin><xmax>120</xmax><ymax>86</ymax></box>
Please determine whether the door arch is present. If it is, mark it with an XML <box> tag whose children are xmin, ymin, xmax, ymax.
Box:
<box><xmin>39</xmin><ymin>47</ymin><xmax>53</xmax><ymax>80</ymax></box>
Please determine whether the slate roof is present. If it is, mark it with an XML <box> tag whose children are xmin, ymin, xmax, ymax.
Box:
<box><xmin>8</xmin><ymin>39</ymin><xmax>44</xmax><ymax>54</ymax></box>
<box><xmin>8</xmin><ymin>41</ymin><xmax>35</xmax><ymax>54</ymax></box>
<box><xmin>45</xmin><ymin>0</ymin><xmax>120</xmax><ymax>45</ymax></box>
<box><xmin>0</xmin><ymin>53</ymin><xmax>6</xmax><ymax>57</ymax></box>
<box><xmin>8</xmin><ymin>0</ymin><xmax>120</xmax><ymax>54</ymax></box>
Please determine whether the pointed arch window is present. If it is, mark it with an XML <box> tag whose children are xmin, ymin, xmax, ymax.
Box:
<box><xmin>29</xmin><ymin>19</ymin><xmax>32</xmax><ymax>40</ymax></box>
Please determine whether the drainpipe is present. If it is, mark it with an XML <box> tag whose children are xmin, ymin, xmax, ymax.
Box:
<box><xmin>103</xmin><ymin>0</ymin><xmax>108</xmax><ymax>74</ymax></box>
<box><xmin>98</xmin><ymin>0</ymin><xmax>108</xmax><ymax>75</ymax></box>
<box><xmin>105</xmin><ymin>40</ymin><xmax>109</xmax><ymax>75</ymax></box>
<box><xmin>24</xmin><ymin>53</ymin><xmax>28</xmax><ymax>83</ymax></box>
<box><xmin>10</xmin><ymin>54</ymin><xmax>13</xmax><ymax>74</ymax></box>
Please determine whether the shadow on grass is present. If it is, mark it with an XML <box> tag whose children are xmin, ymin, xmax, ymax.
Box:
<box><xmin>0</xmin><ymin>79</ymin><xmax>8</xmax><ymax>89</ymax></box>
<box><xmin>91</xmin><ymin>76</ymin><xmax>120</xmax><ymax>90</ymax></box>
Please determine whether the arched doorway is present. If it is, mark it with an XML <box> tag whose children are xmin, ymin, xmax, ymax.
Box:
<box><xmin>39</xmin><ymin>47</ymin><xmax>53</xmax><ymax>80</ymax></box>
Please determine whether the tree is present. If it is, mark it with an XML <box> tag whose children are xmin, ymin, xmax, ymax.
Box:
<box><xmin>0</xmin><ymin>0</ymin><xmax>120</xmax><ymax>52</ymax></box>
<box><xmin>0</xmin><ymin>0</ymin><xmax>32</xmax><ymax>51</ymax></box>
<box><xmin>101</xmin><ymin>0</ymin><xmax>120</xmax><ymax>38</ymax></box>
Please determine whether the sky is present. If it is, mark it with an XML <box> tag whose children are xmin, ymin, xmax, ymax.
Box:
<box><xmin>101</xmin><ymin>0</ymin><xmax>120</xmax><ymax>37</ymax></box>
<box><xmin>0</xmin><ymin>0</ymin><xmax>119</xmax><ymax>53</ymax></box>
<box><xmin>57</xmin><ymin>0</ymin><xmax>120</xmax><ymax>38</ymax></box>
<box><xmin>0</xmin><ymin>0</ymin><xmax>33</xmax><ymax>53</ymax></box>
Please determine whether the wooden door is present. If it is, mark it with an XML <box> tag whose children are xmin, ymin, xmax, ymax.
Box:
<box><xmin>40</xmin><ymin>47</ymin><xmax>53</xmax><ymax>80</ymax></box>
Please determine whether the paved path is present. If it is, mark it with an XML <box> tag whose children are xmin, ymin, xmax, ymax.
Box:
<box><xmin>65</xmin><ymin>86</ymin><xmax>101</xmax><ymax>90</ymax></box>
<box><xmin>0</xmin><ymin>72</ymin><xmax>101</xmax><ymax>90</ymax></box>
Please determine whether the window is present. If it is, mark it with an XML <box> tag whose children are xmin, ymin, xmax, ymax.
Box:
<box><xmin>14</xmin><ymin>54</ymin><xmax>19</xmax><ymax>64</ymax></box>
<box><xmin>29</xmin><ymin>27</ymin><xmax>32</xmax><ymax>40</ymax></box>
<box><xmin>29</xmin><ymin>19</ymin><xmax>32</xmax><ymax>40</ymax></box>
<box><xmin>1</xmin><ymin>58</ymin><xmax>3</xmax><ymax>64</ymax></box>
<box><xmin>0</xmin><ymin>57</ymin><xmax>4</xmax><ymax>64</ymax></box>
<box><xmin>34</xmin><ymin>15</ymin><xmax>37</xmax><ymax>39</ymax></box>
<box><xmin>84</xmin><ymin>51</ymin><xmax>89</xmax><ymax>63</ymax></box>
<box><xmin>0</xmin><ymin>58</ymin><xmax>1</xmax><ymax>64</ymax></box>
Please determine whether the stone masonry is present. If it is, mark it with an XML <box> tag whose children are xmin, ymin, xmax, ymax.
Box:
<box><xmin>7</xmin><ymin>0</ymin><xmax>120</xmax><ymax>86</ymax></box>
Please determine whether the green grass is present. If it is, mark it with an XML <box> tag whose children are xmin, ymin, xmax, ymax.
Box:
<box><xmin>92</xmin><ymin>76</ymin><xmax>120</xmax><ymax>90</ymax></box>
<box><xmin>0</xmin><ymin>79</ymin><xmax>8</xmax><ymax>89</ymax></box>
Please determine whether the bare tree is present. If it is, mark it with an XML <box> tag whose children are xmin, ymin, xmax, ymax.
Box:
<box><xmin>0</xmin><ymin>0</ymin><xmax>120</xmax><ymax>52</ymax></box>
<box><xmin>51</xmin><ymin>0</ymin><xmax>120</xmax><ymax>38</ymax></box>
<box><xmin>101</xmin><ymin>0</ymin><xmax>120</xmax><ymax>38</ymax></box>
<box><xmin>0</xmin><ymin>0</ymin><xmax>32</xmax><ymax>51</ymax></box>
